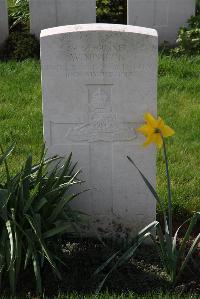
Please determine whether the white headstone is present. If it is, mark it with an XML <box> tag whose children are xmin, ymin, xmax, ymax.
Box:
<box><xmin>128</xmin><ymin>0</ymin><xmax>196</xmax><ymax>44</ymax></box>
<box><xmin>29</xmin><ymin>0</ymin><xmax>96</xmax><ymax>38</ymax></box>
<box><xmin>41</xmin><ymin>24</ymin><xmax>158</xmax><ymax>239</ymax></box>
<box><xmin>0</xmin><ymin>0</ymin><xmax>9</xmax><ymax>45</ymax></box>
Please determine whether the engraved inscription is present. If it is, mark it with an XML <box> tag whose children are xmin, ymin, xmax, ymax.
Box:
<box><xmin>42</xmin><ymin>32</ymin><xmax>155</xmax><ymax>79</ymax></box>
<box><xmin>59</xmin><ymin>32</ymin><xmax>149</xmax><ymax>79</ymax></box>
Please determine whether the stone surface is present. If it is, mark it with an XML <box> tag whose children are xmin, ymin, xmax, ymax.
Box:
<box><xmin>128</xmin><ymin>0</ymin><xmax>196</xmax><ymax>44</ymax></box>
<box><xmin>41</xmin><ymin>24</ymin><xmax>158</xmax><ymax>239</ymax></box>
<box><xmin>29</xmin><ymin>0</ymin><xmax>96</xmax><ymax>38</ymax></box>
<box><xmin>0</xmin><ymin>0</ymin><xmax>9</xmax><ymax>45</ymax></box>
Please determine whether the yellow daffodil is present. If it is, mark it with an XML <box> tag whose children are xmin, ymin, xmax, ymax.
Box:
<box><xmin>137</xmin><ymin>112</ymin><xmax>175</xmax><ymax>148</ymax></box>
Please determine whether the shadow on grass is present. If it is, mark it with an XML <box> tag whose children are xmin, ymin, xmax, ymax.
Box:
<box><xmin>3</xmin><ymin>240</ymin><xmax>200</xmax><ymax>297</ymax></box>
<box><xmin>41</xmin><ymin>241</ymin><xmax>169</xmax><ymax>297</ymax></box>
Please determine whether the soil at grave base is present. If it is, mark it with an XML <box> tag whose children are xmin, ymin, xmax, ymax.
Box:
<box><xmin>15</xmin><ymin>239</ymin><xmax>200</xmax><ymax>298</ymax></box>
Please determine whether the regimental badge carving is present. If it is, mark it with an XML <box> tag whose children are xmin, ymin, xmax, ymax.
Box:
<box><xmin>89</xmin><ymin>88</ymin><xmax>111</xmax><ymax>112</ymax></box>
<box><xmin>64</xmin><ymin>85</ymin><xmax>135</xmax><ymax>143</ymax></box>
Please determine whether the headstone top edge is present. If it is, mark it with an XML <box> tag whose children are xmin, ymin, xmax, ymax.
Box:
<box><xmin>40</xmin><ymin>23</ymin><xmax>158</xmax><ymax>39</ymax></box>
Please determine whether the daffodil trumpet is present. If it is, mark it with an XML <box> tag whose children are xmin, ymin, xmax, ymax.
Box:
<box><xmin>137</xmin><ymin>112</ymin><xmax>175</xmax><ymax>149</ymax></box>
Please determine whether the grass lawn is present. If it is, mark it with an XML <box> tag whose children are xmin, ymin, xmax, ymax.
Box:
<box><xmin>0</xmin><ymin>55</ymin><xmax>200</xmax><ymax>221</ymax></box>
<box><xmin>158</xmin><ymin>55</ymin><xmax>200</xmax><ymax>218</ymax></box>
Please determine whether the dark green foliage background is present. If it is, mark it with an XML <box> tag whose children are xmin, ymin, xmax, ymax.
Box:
<box><xmin>0</xmin><ymin>32</ymin><xmax>39</xmax><ymax>61</ymax></box>
<box><xmin>97</xmin><ymin>0</ymin><xmax>127</xmax><ymax>24</ymax></box>
<box><xmin>174</xmin><ymin>15</ymin><xmax>200</xmax><ymax>55</ymax></box>
<box><xmin>3</xmin><ymin>0</ymin><xmax>199</xmax><ymax>59</ymax></box>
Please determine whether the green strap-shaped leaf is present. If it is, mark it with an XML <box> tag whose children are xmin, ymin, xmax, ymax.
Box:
<box><xmin>0</xmin><ymin>144</ymin><xmax>14</xmax><ymax>166</ymax></box>
<box><xmin>33</xmin><ymin>197</ymin><xmax>48</xmax><ymax>212</ymax></box>
<box><xmin>47</xmin><ymin>193</ymin><xmax>79</xmax><ymax>223</ymax></box>
<box><xmin>53</xmin><ymin>152</ymin><xmax>72</xmax><ymax>188</ymax></box>
<box><xmin>30</xmin><ymin>155</ymin><xmax>60</xmax><ymax>175</ymax></box>
<box><xmin>43</xmin><ymin>223</ymin><xmax>71</xmax><ymax>239</ymax></box>
<box><xmin>25</xmin><ymin>214</ymin><xmax>61</xmax><ymax>279</ymax></box>
<box><xmin>94</xmin><ymin>251</ymin><xmax>120</xmax><ymax>276</ymax></box>
<box><xmin>177</xmin><ymin>231</ymin><xmax>200</xmax><ymax>283</ymax></box>
<box><xmin>179</xmin><ymin>212</ymin><xmax>200</xmax><ymax>260</ymax></box>
<box><xmin>22</xmin><ymin>154</ymin><xmax>33</xmax><ymax>202</ymax></box>
<box><xmin>24</xmin><ymin>246</ymin><xmax>32</xmax><ymax>270</ymax></box>
<box><xmin>95</xmin><ymin>221</ymin><xmax>158</xmax><ymax>293</ymax></box>
<box><xmin>32</xmin><ymin>250</ymin><xmax>42</xmax><ymax>295</ymax></box>
<box><xmin>156</xmin><ymin>225</ymin><xmax>171</xmax><ymax>275</ymax></box>
<box><xmin>0</xmin><ymin>228</ymin><xmax>7</xmax><ymax>290</ymax></box>
<box><xmin>127</xmin><ymin>156</ymin><xmax>166</xmax><ymax>214</ymax></box>
<box><xmin>6</xmin><ymin>220</ymin><xmax>15</xmax><ymax>269</ymax></box>
<box><xmin>0</xmin><ymin>145</ymin><xmax>13</xmax><ymax>190</ymax></box>
<box><xmin>95</xmin><ymin>232</ymin><xmax>152</xmax><ymax>294</ymax></box>
<box><xmin>0</xmin><ymin>189</ymin><xmax>9</xmax><ymax>221</ymax></box>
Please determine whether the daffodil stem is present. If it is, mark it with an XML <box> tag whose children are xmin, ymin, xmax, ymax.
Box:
<box><xmin>162</xmin><ymin>136</ymin><xmax>173</xmax><ymax>241</ymax></box>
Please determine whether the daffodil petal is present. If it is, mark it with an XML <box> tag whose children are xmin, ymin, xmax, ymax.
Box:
<box><xmin>137</xmin><ymin>124</ymin><xmax>154</xmax><ymax>137</ymax></box>
<box><xmin>153</xmin><ymin>134</ymin><xmax>163</xmax><ymax>148</ymax></box>
<box><xmin>157</xmin><ymin>117</ymin><xmax>165</xmax><ymax>129</ymax></box>
<box><xmin>144</xmin><ymin>112</ymin><xmax>157</xmax><ymax>127</ymax></box>
<box><xmin>138</xmin><ymin>113</ymin><xmax>174</xmax><ymax>149</ymax></box>
<box><xmin>162</xmin><ymin>125</ymin><xmax>175</xmax><ymax>137</ymax></box>
<box><xmin>143</xmin><ymin>134</ymin><xmax>154</xmax><ymax>147</ymax></box>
